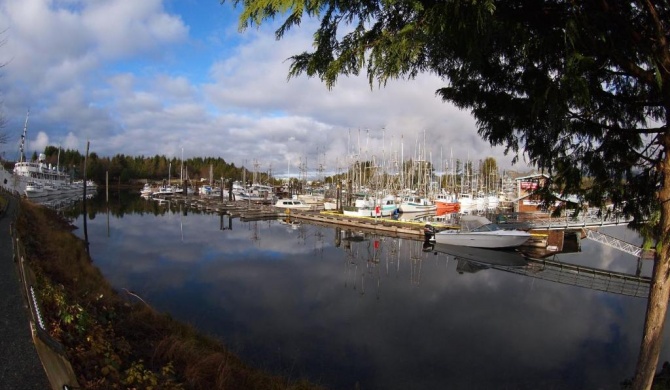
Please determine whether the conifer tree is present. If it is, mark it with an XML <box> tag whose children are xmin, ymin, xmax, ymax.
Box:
<box><xmin>226</xmin><ymin>1</ymin><xmax>669</xmax><ymax>388</ymax></box>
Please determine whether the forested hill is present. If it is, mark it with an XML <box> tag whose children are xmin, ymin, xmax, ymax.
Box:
<box><xmin>11</xmin><ymin>146</ymin><xmax>253</xmax><ymax>185</ymax></box>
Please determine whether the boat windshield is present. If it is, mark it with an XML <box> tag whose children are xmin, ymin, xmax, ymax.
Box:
<box><xmin>471</xmin><ymin>223</ymin><xmax>501</xmax><ymax>232</ymax></box>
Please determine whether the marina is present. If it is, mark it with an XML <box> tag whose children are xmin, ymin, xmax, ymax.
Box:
<box><xmin>0</xmin><ymin>115</ymin><xmax>657</xmax><ymax>389</ymax></box>
<box><xmin>61</xmin><ymin>190</ymin><xmax>665</xmax><ymax>390</ymax></box>
<box><xmin>137</xmin><ymin>190</ymin><xmax>644</xmax><ymax>260</ymax></box>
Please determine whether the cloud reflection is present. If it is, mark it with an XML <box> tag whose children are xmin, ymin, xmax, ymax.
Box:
<box><xmin>74</xmin><ymin>201</ymin><xmax>666</xmax><ymax>390</ymax></box>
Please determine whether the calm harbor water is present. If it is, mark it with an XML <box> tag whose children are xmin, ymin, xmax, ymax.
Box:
<box><xmin>66</xmin><ymin>191</ymin><xmax>670</xmax><ymax>390</ymax></box>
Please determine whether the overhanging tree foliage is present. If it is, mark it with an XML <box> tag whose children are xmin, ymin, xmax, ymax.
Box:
<box><xmin>226</xmin><ymin>0</ymin><xmax>669</xmax><ymax>388</ymax></box>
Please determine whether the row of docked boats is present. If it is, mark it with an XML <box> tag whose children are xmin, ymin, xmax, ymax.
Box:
<box><xmin>143</xmin><ymin>181</ymin><xmax>276</xmax><ymax>201</ymax></box>
<box><xmin>279</xmin><ymin>195</ymin><xmax>532</xmax><ymax>250</ymax></box>
<box><xmin>138</xmin><ymin>180</ymin><xmax>531</xmax><ymax>250</ymax></box>
<box><xmin>433</xmin><ymin>192</ymin><xmax>512</xmax><ymax>214</ymax></box>
<box><xmin>322</xmin><ymin>191</ymin><xmax>510</xmax><ymax>217</ymax></box>
<box><xmin>140</xmin><ymin>183</ymin><xmax>195</xmax><ymax>197</ymax></box>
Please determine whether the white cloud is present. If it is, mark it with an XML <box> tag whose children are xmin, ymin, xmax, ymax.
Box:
<box><xmin>29</xmin><ymin>131</ymin><xmax>49</xmax><ymax>154</ymax></box>
<box><xmin>0</xmin><ymin>0</ymin><xmax>526</xmax><ymax>177</ymax></box>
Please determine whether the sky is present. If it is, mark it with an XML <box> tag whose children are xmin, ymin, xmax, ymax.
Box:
<box><xmin>0</xmin><ymin>0</ymin><xmax>530</xmax><ymax>178</ymax></box>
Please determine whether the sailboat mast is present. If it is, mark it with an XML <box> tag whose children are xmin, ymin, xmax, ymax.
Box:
<box><xmin>19</xmin><ymin>111</ymin><xmax>30</xmax><ymax>163</ymax></box>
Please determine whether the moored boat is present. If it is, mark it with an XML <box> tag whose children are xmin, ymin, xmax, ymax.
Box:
<box><xmin>274</xmin><ymin>198</ymin><xmax>313</xmax><ymax>210</ymax></box>
<box><xmin>140</xmin><ymin>183</ymin><xmax>154</xmax><ymax>196</ymax></box>
<box><xmin>0</xmin><ymin>113</ymin><xmax>96</xmax><ymax>203</ymax></box>
<box><xmin>24</xmin><ymin>181</ymin><xmax>46</xmax><ymax>198</ymax></box>
<box><xmin>434</xmin><ymin>192</ymin><xmax>460</xmax><ymax>214</ymax></box>
<box><xmin>457</xmin><ymin>193</ymin><xmax>474</xmax><ymax>214</ymax></box>
<box><xmin>399</xmin><ymin>195</ymin><xmax>436</xmax><ymax>213</ymax></box>
<box><xmin>431</xmin><ymin>216</ymin><xmax>531</xmax><ymax>249</ymax></box>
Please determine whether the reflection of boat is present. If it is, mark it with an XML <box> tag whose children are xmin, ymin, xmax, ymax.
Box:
<box><xmin>432</xmin><ymin>216</ymin><xmax>531</xmax><ymax>248</ymax></box>
<box><xmin>140</xmin><ymin>183</ymin><xmax>154</xmax><ymax>196</ymax></box>
<box><xmin>278</xmin><ymin>217</ymin><xmax>301</xmax><ymax>229</ymax></box>
<box><xmin>431</xmin><ymin>242</ymin><xmax>529</xmax><ymax>268</ymax></box>
<box><xmin>341</xmin><ymin>230</ymin><xmax>368</xmax><ymax>242</ymax></box>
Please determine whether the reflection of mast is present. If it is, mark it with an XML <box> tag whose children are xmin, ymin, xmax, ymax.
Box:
<box><xmin>250</xmin><ymin>221</ymin><xmax>259</xmax><ymax>243</ymax></box>
<box><xmin>385</xmin><ymin>238</ymin><xmax>400</xmax><ymax>276</ymax></box>
<box><xmin>219</xmin><ymin>213</ymin><xmax>232</xmax><ymax>231</ymax></box>
<box><xmin>335</xmin><ymin>227</ymin><xmax>342</xmax><ymax>247</ymax></box>
<box><xmin>409</xmin><ymin>240</ymin><xmax>423</xmax><ymax>285</ymax></box>
<box><xmin>367</xmin><ymin>236</ymin><xmax>383</xmax><ymax>299</ymax></box>
<box><xmin>179</xmin><ymin>203</ymin><xmax>183</xmax><ymax>242</ymax></box>
<box><xmin>342</xmin><ymin>230</ymin><xmax>359</xmax><ymax>291</ymax></box>
<box><xmin>313</xmin><ymin>227</ymin><xmax>324</xmax><ymax>257</ymax></box>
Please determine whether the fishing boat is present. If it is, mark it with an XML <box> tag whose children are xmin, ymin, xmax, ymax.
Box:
<box><xmin>434</xmin><ymin>192</ymin><xmax>460</xmax><ymax>214</ymax></box>
<box><xmin>431</xmin><ymin>216</ymin><xmax>531</xmax><ymax>249</ymax></box>
<box><xmin>237</xmin><ymin>183</ymin><xmax>275</xmax><ymax>203</ymax></box>
<box><xmin>457</xmin><ymin>193</ymin><xmax>474</xmax><ymax>214</ymax></box>
<box><xmin>342</xmin><ymin>195</ymin><xmax>398</xmax><ymax>217</ymax></box>
<box><xmin>399</xmin><ymin>195</ymin><xmax>436</xmax><ymax>213</ymax></box>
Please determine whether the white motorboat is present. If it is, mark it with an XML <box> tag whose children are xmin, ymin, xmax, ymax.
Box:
<box><xmin>274</xmin><ymin>198</ymin><xmax>313</xmax><ymax>210</ymax></box>
<box><xmin>24</xmin><ymin>181</ymin><xmax>46</xmax><ymax>198</ymax></box>
<box><xmin>154</xmin><ymin>184</ymin><xmax>177</xmax><ymax>196</ymax></box>
<box><xmin>431</xmin><ymin>216</ymin><xmax>531</xmax><ymax>248</ymax></box>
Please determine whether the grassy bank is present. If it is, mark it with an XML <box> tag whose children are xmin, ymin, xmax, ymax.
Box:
<box><xmin>13</xmin><ymin>198</ymin><xmax>323</xmax><ymax>390</ymax></box>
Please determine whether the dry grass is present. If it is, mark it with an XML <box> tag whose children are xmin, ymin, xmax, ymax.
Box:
<box><xmin>16</xmin><ymin>199</ymin><xmax>325</xmax><ymax>390</ymax></box>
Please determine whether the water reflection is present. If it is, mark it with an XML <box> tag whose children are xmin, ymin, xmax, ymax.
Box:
<box><xmin>65</xmin><ymin>191</ymin><xmax>670</xmax><ymax>390</ymax></box>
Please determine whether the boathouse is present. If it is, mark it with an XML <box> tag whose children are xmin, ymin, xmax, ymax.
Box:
<box><xmin>512</xmin><ymin>173</ymin><xmax>582</xmax><ymax>214</ymax></box>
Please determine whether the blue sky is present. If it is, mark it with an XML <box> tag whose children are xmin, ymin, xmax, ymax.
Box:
<box><xmin>0</xmin><ymin>0</ymin><xmax>524</xmax><ymax>177</ymax></box>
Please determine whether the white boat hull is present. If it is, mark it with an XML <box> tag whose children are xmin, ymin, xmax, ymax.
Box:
<box><xmin>433</xmin><ymin>230</ymin><xmax>531</xmax><ymax>249</ymax></box>
<box><xmin>274</xmin><ymin>199</ymin><xmax>313</xmax><ymax>210</ymax></box>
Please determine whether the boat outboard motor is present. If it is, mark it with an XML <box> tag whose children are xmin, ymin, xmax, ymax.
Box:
<box><xmin>424</xmin><ymin>222</ymin><xmax>436</xmax><ymax>241</ymax></box>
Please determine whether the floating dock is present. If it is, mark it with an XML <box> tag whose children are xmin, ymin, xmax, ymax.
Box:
<box><xmin>159</xmin><ymin>194</ymin><xmax>649</xmax><ymax>259</ymax></box>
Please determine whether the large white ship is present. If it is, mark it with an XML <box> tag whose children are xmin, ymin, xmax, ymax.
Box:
<box><xmin>0</xmin><ymin>113</ymin><xmax>96</xmax><ymax>202</ymax></box>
